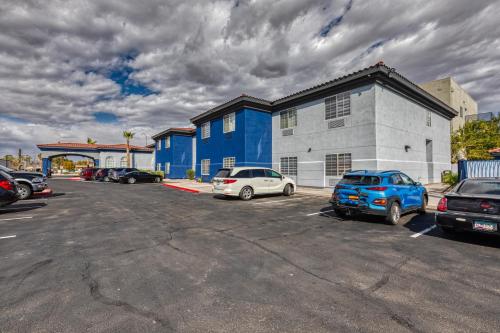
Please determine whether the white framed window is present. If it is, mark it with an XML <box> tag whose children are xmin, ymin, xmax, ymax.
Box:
<box><xmin>325</xmin><ymin>153</ymin><xmax>351</xmax><ymax>176</ymax></box>
<box><xmin>157</xmin><ymin>139</ymin><xmax>161</xmax><ymax>150</ymax></box>
<box><xmin>105</xmin><ymin>156</ymin><xmax>115</xmax><ymax>168</ymax></box>
<box><xmin>156</xmin><ymin>163</ymin><xmax>161</xmax><ymax>171</ymax></box>
<box><xmin>325</xmin><ymin>91</ymin><xmax>351</xmax><ymax>120</ymax></box>
<box><xmin>120</xmin><ymin>157</ymin><xmax>127</xmax><ymax>167</ymax></box>
<box><xmin>280</xmin><ymin>157</ymin><xmax>297</xmax><ymax>176</ymax></box>
<box><xmin>223</xmin><ymin>157</ymin><xmax>235</xmax><ymax>168</ymax></box>
<box><xmin>201</xmin><ymin>159</ymin><xmax>210</xmax><ymax>175</ymax></box>
<box><xmin>201</xmin><ymin>122</ymin><xmax>210</xmax><ymax>139</ymax></box>
<box><xmin>165</xmin><ymin>162</ymin><xmax>170</xmax><ymax>174</ymax></box>
<box><xmin>223</xmin><ymin>112</ymin><xmax>236</xmax><ymax>133</ymax></box>
<box><xmin>426</xmin><ymin>111</ymin><xmax>432</xmax><ymax>127</ymax></box>
<box><xmin>280</xmin><ymin>108</ymin><xmax>297</xmax><ymax>129</ymax></box>
<box><xmin>166</xmin><ymin>136</ymin><xmax>171</xmax><ymax>148</ymax></box>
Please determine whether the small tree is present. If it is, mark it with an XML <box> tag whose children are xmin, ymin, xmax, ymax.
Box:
<box><xmin>87</xmin><ymin>137</ymin><xmax>97</xmax><ymax>144</ymax></box>
<box><xmin>122</xmin><ymin>131</ymin><xmax>135</xmax><ymax>167</ymax></box>
<box><xmin>186</xmin><ymin>169</ymin><xmax>195</xmax><ymax>180</ymax></box>
<box><xmin>451</xmin><ymin>117</ymin><xmax>500</xmax><ymax>162</ymax></box>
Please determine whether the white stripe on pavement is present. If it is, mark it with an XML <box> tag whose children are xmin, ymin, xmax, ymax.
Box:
<box><xmin>0</xmin><ymin>235</ymin><xmax>16</xmax><ymax>239</ymax></box>
<box><xmin>0</xmin><ymin>216</ymin><xmax>33</xmax><ymax>222</ymax></box>
<box><xmin>410</xmin><ymin>225</ymin><xmax>437</xmax><ymax>238</ymax></box>
<box><xmin>306</xmin><ymin>209</ymin><xmax>336</xmax><ymax>216</ymax></box>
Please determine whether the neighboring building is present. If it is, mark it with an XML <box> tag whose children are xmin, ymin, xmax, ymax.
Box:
<box><xmin>489</xmin><ymin>148</ymin><xmax>500</xmax><ymax>160</ymax></box>
<box><xmin>37</xmin><ymin>143</ymin><xmax>153</xmax><ymax>175</ymax></box>
<box><xmin>152</xmin><ymin>128</ymin><xmax>196</xmax><ymax>178</ymax></box>
<box><xmin>190</xmin><ymin>96</ymin><xmax>273</xmax><ymax>181</ymax></box>
<box><xmin>419</xmin><ymin>77</ymin><xmax>477</xmax><ymax>132</ymax></box>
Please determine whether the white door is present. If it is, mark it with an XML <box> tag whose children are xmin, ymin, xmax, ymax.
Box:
<box><xmin>266</xmin><ymin>169</ymin><xmax>285</xmax><ymax>193</ymax></box>
<box><xmin>250</xmin><ymin>169</ymin><xmax>269</xmax><ymax>194</ymax></box>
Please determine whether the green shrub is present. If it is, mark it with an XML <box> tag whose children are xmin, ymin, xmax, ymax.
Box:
<box><xmin>442</xmin><ymin>172</ymin><xmax>459</xmax><ymax>185</ymax></box>
<box><xmin>186</xmin><ymin>169</ymin><xmax>195</xmax><ymax>180</ymax></box>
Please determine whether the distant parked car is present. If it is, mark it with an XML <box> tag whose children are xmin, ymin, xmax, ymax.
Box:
<box><xmin>108</xmin><ymin>168</ymin><xmax>138</xmax><ymax>182</ymax></box>
<box><xmin>119</xmin><ymin>171</ymin><xmax>162</xmax><ymax>184</ymax></box>
<box><xmin>0</xmin><ymin>165</ymin><xmax>48</xmax><ymax>200</ymax></box>
<box><xmin>0</xmin><ymin>170</ymin><xmax>19</xmax><ymax>207</ymax></box>
<box><xmin>436</xmin><ymin>178</ymin><xmax>499</xmax><ymax>235</ymax></box>
<box><xmin>330</xmin><ymin>170</ymin><xmax>427</xmax><ymax>225</ymax></box>
<box><xmin>212</xmin><ymin>167</ymin><xmax>296</xmax><ymax>200</ymax></box>
<box><xmin>80</xmin><ymin>167</ymin><xmax>99</xmax><ymax>181</ymax></box>
<box><xmin>94</xmin><ymin>168</ymin><xmax>112</xmax><ymax>182</ymax></box>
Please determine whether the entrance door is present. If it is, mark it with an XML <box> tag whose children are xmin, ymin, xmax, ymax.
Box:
<box><xmin>426</xmin><ymin>139</ymin><xmax>433</xmax><ymax>183</ymax></box>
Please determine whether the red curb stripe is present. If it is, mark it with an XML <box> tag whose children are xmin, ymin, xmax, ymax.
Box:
<box><xmin>162</xmin><ymin>183</ymin><xmax>200</xmax><ymax>194</ymax></box>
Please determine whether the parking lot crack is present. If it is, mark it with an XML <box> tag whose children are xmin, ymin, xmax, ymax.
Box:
<box><xmin>81</xmin><ymin>261</ymin><xmax>175</xmax><ymax>332</ymax></box>
<box><xmin>366</xmin><ymin>257</ymin><xmax>411</xmax><ymax>294</ymax></box>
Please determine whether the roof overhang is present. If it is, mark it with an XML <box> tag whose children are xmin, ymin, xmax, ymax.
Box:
<box><xmin>151</xmin><ymin>128</ymin><xmax>195</xmax><ymax>140</ymax></box>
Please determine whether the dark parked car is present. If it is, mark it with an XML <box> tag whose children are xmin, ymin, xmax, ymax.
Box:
<box><xmin>119</xmin><ymin>171</ymin><xmax>162</xmax><ymax>184</ymax></box>
<box><xmin>80</xmin><ymin>167</ymin><xmax>99</xmax><ymax>181</ymax></box>
<box><xmin>0</xmin><ymin>165</ymin><xmax>48</xmax><ymax>200</ymax></box>
<box><xmin>109</xmin><ymin>168</ymin><xmax>138</xmax><ymax>182</ymax></box>
<box><xmin>94</xmin><ymin>168</ymin><xmax>112</xmax><ymax>182</ymax></box>
<box><xmin>0</xmin><ymin>170</ymin><xmax>19</xmax><ymax>207</ymax></box>
<box><xmin>436</xmin><ymin>178</ymin><xmax>500</xmax><ymax>235</ymax></box>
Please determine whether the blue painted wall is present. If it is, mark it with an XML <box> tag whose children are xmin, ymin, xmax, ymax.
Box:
<box><xmin>195</xmin><ymin>108</ymin><xmax>272</xmax><ymax>181</ymax></box>
<box><xmin>155</xmin><ymin>134</ymin><xmax>194</xmax><ymax>178</ymax></box>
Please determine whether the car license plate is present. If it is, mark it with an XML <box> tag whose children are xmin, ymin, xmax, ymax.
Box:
<box><xmin>473</xmin><ymin>220</ymin><xmax>497</xmax><ymax>232</ymax></box>
<box><xmin>348</xmin><ymin>195</ymin><xmax>359</xmax><ymax>201</ymax></box>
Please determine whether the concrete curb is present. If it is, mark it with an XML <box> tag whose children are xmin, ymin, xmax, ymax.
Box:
<box><xmin>162</xmin><ymin>183</ymin><xmax>200</xmax><ymax>194</ymax></box>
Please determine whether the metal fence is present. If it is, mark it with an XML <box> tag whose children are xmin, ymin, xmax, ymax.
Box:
<box><xmin>465</xmin><ymin>112</ymin><xmax>497</xmax><ymax>122</ymax></box>
<box><xmin>458</xmin><ymin>159</ymin><xmax>500</xmax><ymax>181</ymax></box>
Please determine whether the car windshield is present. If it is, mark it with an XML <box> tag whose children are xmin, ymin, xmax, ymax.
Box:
<box><xmin>339</xmin><ymin>175</ymin><xmax>381</xmax><ymax>185</ymax></box>
<box><xmin>215</xmin><ymin>169</ymin><xmax>231</xmax><ymax>178</ymax></box>
<box><xmin>458</xmin><ymin>180</ymin><xmax>500</xmax><ymax>195</ymax></box>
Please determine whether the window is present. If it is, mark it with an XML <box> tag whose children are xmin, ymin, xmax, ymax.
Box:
<box><xmin>157</xmin><ymin>139</ymin><xmax>161</xmax><ymax>150</ymax></box>
<box><xmin>339</xmin><ymin>175</ymin><xmax>380</xmax><ymax>185</ymax></box>
<box><xmin>201</xmin><ymin>159</ymin><xmax>210</xmax><ymax>175</ymax></box>
<box><xmin>233</xmin><ymin>169</ymin><xmax>252</xmax><ymax>178</ymax></box>
<box><xmin>223</xmin><ymin>113</ymin><xmax>236</xmax><ymax>133</ymax></box>
<box><xmin>201</xmin><ymin>122</ymin><xmax>210</xmax><ymax>139</ymax></box>
<box><xmin>223</xmin><ymin>157</ymin><xmax>235</xmax><ymax>168</ymax></box>
<box><xmin>325</xmin><ymin>91</ymin><xmax>351</xmax><ymax>120</ymax></box>
<box><xmin>426</xmin><ymin>111</ymin><xmax>432</xmax><ymax>127</ymax></box>
<box><xmin>399</xmin><ymin>173</ymin><xmax>415</xmax><ymax>185</ymax></box>
<box><xmin>215</xmin><ymin>169</ymin><xmax>231</xmax><ymax>178</ymax></box>
<box><xmin>165</xmin><ymin>162</ymin><xmax>170</xmax><ymax>174</ymax></box>
<box><xmin>105</xmin><ymin>156</ymin><xmax>115</xmax><ymax>168</ymax></box>
<box><xmin>166</xmin><ymin>136</ymin><xmax>170</xmax><ymax>149</ymax></box>
<box><xmin>156</xmin><ymin>163</ymin><xmax>161</xmax><ymax>171</ymax></box>
<box><xmin>266</xmin><ymin>169</ymin><xmax>282</xmax><ymax>178</ymax></box>
<box><xmin>252</xmin><ymin>169</ymin><xmax>266</xmax><ymax>178</ymax></box>
<box><xmin>325</xmin><ymin>153</ymin><xmax>351</xmax><ymax>176</ymax></box>
<box><xmin>280</xmin><ymin>157</ymin><xmax>297</xmax><ymax>176</ymax></box>
<box><xmin>280</xmin><ymin>108</ymin><xmax>297</xmax><ymax>129</ymax></box>
<box><xmin>459</xmin><ymin>106</ymin><xmax>463</xmax><ymax>117</ymax></box>
<box><xmin>390</xmin><ymin>174</ymin><xmax>405</xmax><ymax>185</ymax></box>
<box><xmin>120</xmin><ymin>157</ymin><xmax>127</xmax><ymax>167</ymax></box>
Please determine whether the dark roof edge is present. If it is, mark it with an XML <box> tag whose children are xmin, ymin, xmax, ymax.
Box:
<box><xmin>151</xmin><ymin>128</ymin><xmax>196</xmax><ymax>140</ymax></box>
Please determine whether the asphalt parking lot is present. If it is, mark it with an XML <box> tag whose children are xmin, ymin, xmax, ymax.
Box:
<box><xmin>1</xmin><ymin>179</ymin><xmax>499</xmax><ymax>332</ymax></box>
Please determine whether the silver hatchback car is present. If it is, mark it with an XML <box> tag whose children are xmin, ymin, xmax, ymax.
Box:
<box><xmin>212</xmin><ymin>167</ymin><xmax>296</xmax><ymax>200</ymax></box>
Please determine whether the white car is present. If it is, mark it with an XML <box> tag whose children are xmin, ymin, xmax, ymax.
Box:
<box><xmin>212</xmin><ymin>167</ymin><xmax>296</xmax><ymax>200</ymax></box>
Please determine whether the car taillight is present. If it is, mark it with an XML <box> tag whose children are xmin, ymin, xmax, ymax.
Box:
<box><xmin>366</xmin><ymin>186</ymin><xmax>388</xmax><ymax>191</ymax></box>
<box><xmin>0</xmin><ymin>180</ymin><xmax>14</xmax><ymax>191</ymax></box>
<box><xmin>223</xmin><ymin>179</ymin><xmax>237</xmax><ymax>184</ymax></box>
<box><xmin>480</xmin><ymin>201</ymin><xmax>492</xmax><ymax>209</ymax></box>
<box><xmin>372</xmin><ymin>198</ymin><xmax>387</xmax><ymax>206</ymax></box>
<box><xmin>437</xmin><ymin>197</ymin><xmax>447</xmax><ymax>212</ymax></box>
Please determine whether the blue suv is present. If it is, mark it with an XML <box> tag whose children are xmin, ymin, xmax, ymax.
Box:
<box><xmin>330</xmin><ymin>170</ymin><xmax>428</xmax><ymax>225</ymax></box>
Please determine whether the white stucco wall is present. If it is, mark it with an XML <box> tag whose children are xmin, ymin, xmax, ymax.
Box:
<box><xmin>99</xmin><ymin>151</ymin><xmax>153</xmax><ymax>169</ymax></box>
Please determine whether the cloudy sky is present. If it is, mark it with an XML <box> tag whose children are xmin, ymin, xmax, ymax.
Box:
<box><xmin>1</xmin><ymin>0</ymin><xmax>499</xmax><ymax>157</ymax></box>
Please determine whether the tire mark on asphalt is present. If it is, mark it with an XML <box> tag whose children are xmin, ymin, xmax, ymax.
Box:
<box><xmin>0</xmin><ymin>259</ymin><xmax>53</xmax><ymax>283</ymax></box>
<box><xmin>81</xmin><ymin>261</ymin><xmax>174</xmax><ymax>332</ymax></box>
<box><xmin>366</xmin><ymin>257</ymin><xmax>411</xmax><ymax>293</ymax></box>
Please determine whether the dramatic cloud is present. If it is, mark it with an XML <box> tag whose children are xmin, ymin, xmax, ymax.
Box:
<box><xmin>0</xmin><ymin>0</ymin><xmax>498</xmax><ymax>157</ymax></box>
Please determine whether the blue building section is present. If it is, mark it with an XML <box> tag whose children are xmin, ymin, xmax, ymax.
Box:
<box><xmin>191</xmin><ymin>96</ymin><xmax>273</xmax><ymax>182</ymax></box>
<box><xmin>152</xmin><ymin>128</ymin><xmax>195</xmax><ymax>179</ymax></box>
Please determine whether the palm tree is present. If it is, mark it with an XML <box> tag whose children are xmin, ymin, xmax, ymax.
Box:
<box><xmin>87</xmin><ymin>137</ymin><xmax>97</xmax><ymax>144</ymax></box>
<box><xmin>123</xmin><ymin>131</ymin><xmax>135</xmax><ymax>167</ymax></box>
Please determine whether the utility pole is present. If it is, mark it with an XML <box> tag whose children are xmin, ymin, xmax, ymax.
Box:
<box><xmin>18</xmin><ymin>148</ymin><xmax>22</xmax><ymax>170</ymax></box>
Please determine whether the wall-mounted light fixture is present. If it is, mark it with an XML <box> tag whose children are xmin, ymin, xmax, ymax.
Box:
<box><xmin>307</xmin><ymin>148</ymin><xmax>312</xmax><ymax>153</ymax></box>
<box><xmin>404</xmin><ymin>145</ymin><xmax>411</xmax><ymax>152</ymax></box>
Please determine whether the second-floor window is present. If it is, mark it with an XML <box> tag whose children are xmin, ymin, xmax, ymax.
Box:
<box><xmin>426</xmin><ymin>111</ymin><xmax>432</xmax><ymax>127</ymax></box>
<box><xmin>280</xmin><ymin>108</ymin><xmax>297</xmax><ymax>129</ymax></box>
<box><xmin>157</xmin><ymin>139</ymin><xmax>161</xmax><ymax>150</ymax></box>
<box><xmin>223</xmin><ymin>112</ymin><xmax>236</xmax><ymax>133</ymax></box>
<box><xmin>325</xmin><ymin>91</ymin><xmax>351</xmax><ymax>120</ymax></box>
<box><xmin>201</xmin><ymin>122</ymin><xmax>210</xmax><ymax>139</ymax></box>
<box><xmin>166</xmin><ymin>136</ymin><xmax>171</xmax><ymax>148</ymax></box>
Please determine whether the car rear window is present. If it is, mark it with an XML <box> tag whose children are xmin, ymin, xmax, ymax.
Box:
<box><xmin>339</xmin><ymin>175</ymin><xmax>381</xmax><ymax>185</ymax></box>
<box><xmin>458</xmin><ymin>180</ymin><xmax>500</xmax><ymax>195</ymax></box>
<box><xmin>215</xmin><ymin>169</ymin><xmax>231</xmax><ymax>178</ymax></box>
<box><xmin>232</xmin><ymin>169</ymin><xmax>251</xmax><ymax>178</ymax></box>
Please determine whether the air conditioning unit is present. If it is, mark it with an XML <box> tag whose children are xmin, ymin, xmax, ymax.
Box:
<box><xmin>328</xmin><ymin>118</ymin><xmax>345</xmax><ymax>129</ymax></box>
<box><xmin>282</xmin><ymin>128</ymin><xmax>294</xmax><ymax>136</ymax></box>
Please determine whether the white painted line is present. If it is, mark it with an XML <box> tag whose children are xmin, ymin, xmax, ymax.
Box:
<box><xmin>0</xmin><ymin>216</ymin><xmax>33</xmax><ymax>222</ymax></box>
<box><xmin>252</xmin><ymin>197</ymin><xmax>307</xmax><ymax>205</ymax></box>
<box><xmin>0</xmin><ymin>235</ymin><xmax>16</xmax><ymax>239</ymax></box>
<box><xmin>410</xmin><ymin>225</ymin><xmax>437</xmax><ymax>238</ymax></box>
<box><xmin>307</xmin><ymin>209</ymin><xmax>336</xmax><ymax>216</ymax></box>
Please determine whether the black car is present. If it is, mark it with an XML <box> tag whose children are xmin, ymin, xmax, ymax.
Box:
<box><xmin>436</xmin><ymin>178</ymin><xmax>500</xmax><ymax>235</ymax></box>
<box><xmin>109</xmin><ymin>168</ymin><xmax>138</xmax><ymax>182</ymax></box>
<box><xmin>119</xmin><ymin>171</ymin><xmax>162</xmax><ymax>184</ymax></box>
<box><xmin>94</xmin><ymin>168</ymin><xmax>112</xmax><ymax>182</ymax></box>
<box><xmin>0</xmin><ymin>170</ymin><xmax>19</xmax><ymax>207</ymax></box>
<box><xmin>0</xmin><ymin>165</ymin><xmax>48</xmax><ymax>200</ymax></box>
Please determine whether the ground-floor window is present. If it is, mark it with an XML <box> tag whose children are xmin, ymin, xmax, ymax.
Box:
<box><xmin>223</xmin><ymin>157</ymin><xmax>235</xmax><ymax>168</ymax></box>
<box><xmin>280</xmin><ymin>157</ymin><xmax>297</xmax><ymax>176</ymax></box>
<box><xmin>165</xmin><ymin>162</ymin><xmax>170</xmax><ymax>174</ymax></box>
<box><xmin>105</xmin><ymin>156</ymin><xmax>115</xmax><ymax>168</ymax></box>
<box><xmin>201</xmin><ymin>159</ymin><xmax>210</xmax><ymax>175</ymax></box>
<box><xmin>156</xmin><ymin>163</ymin><xmax>161</xmax><ymax>171</ymax></box>
<box><xmin>325</xmin><ymin>153</ymin><xmax>351</xmax><ymax>176</ymax></box>
<box><xmin>120</xmin><ymin>156</ymin><xmax>127</xmax><ymax>167</ymax></box>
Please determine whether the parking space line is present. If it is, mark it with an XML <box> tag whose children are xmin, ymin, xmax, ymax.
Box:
<box><xmin>306</xmin><ymin>209</ymin><xmax>335</xmax><ymax>216</ymax></box>
<box><xmin>410</xmin><ymin>225</ymin><xmax>436</xmax><ymax>238</ymax></box>
<box><xmin>0</xmin><ymin>235</ymin><xmax>16</xmax><ymax>239</ymax></box>
<box><xmin>0</xmin><ymin>216</ymin><xmax>33</xmax><ymax>222</ymax></box>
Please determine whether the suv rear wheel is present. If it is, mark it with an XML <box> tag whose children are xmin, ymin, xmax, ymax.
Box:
<box><xmin>417</xmin><ymin>195</ymin><xmax>427</xmax><ymax>215</ymax></box>
<box><xmin>386</xmin><ymin>201</ymin><xmax>401</xmax><ymax>225</ymax></box>
<box><xmin>17</xmin><ymin>183</ymin><xmax>32</xmax><ymax>200</ymax></box>
<box><xmin>239</xmin><ymin>186</ymin><xmax>253</xmax><ymax>201</ymax></box>
<box><xmin>283</xmin><ymin>184</ymin><xmax>294</xmax><ymax>196</ymax></box>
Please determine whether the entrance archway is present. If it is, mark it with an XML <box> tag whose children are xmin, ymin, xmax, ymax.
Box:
<box><xmin>44</xmin><ymin>153</ymin><xmax>97</xmax><ymax>175</ymax></box>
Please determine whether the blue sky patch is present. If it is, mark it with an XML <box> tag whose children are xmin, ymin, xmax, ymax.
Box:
<box><xmin>0</xmin><ymin>114</ymin><xmax>29</xmax><ymax>124</ymax></box>
<box><xmin>108</xmin><ymin>65</ymin><xmax>156</xmax><ymax>96</ymax></box>
<box><xmin>94</xmin><ymin>112</ymin><xmax>119</xmax><ymax>123</ymax></box>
